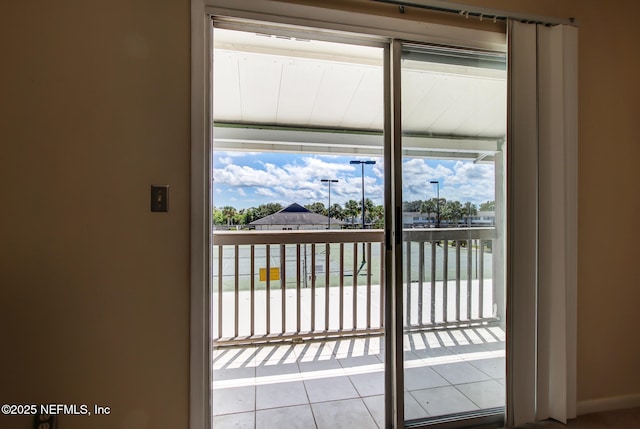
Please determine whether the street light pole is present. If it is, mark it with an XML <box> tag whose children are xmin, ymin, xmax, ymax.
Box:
<box><xmin>350</xmin><ymin>160</ymin><xmax>376</xmax><ymax>270</ymax></box>
<box><xmin>321</xmin><ymin>179</ymin><xmax>338</xmax><ymax>229</ymax></box>
<box><xmin>430</xmin><ymin>180</ymin><xmax>440</xmax><ymax>228</ymax></box>
<box><xmin>350</xmin><ymin>160</ymin><xmax>376</xmax><ymax>230</ymax></box>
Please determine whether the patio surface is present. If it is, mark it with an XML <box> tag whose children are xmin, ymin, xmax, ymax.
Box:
<box><xmin>212</xmin><ymin>326</ymin><xmax>505</xmax><ymax>429</ymax></box>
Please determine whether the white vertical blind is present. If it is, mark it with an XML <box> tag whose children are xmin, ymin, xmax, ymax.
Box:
<box><xmin>537</xmin><ymin>23</ymin><xmax>578</xmax><ymax>424</ymax></box>
<box><xmin>507</xmin><ymin>20</ymin><xmax>578</xmax><ymax>426</ymax></box>
<box><xmin>507</xmin><ymin>20</ymin><xmax>538</xmax><ymax>427</ymax></box>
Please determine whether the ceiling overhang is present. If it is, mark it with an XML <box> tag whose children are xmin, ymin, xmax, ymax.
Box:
<box><xmin>213</xmin><ymin>124</ymin><xmax>501</xmax><ymax>162</ymax></box>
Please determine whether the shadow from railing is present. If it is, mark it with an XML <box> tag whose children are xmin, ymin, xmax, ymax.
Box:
<box><xmin>212</xmin><ymin>326</ymin><xmax>505</xmax><ymax>371</ymax></box>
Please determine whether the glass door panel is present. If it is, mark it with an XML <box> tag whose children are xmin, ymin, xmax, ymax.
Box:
<box><xmin>211</xmin><ymin>24</ymin><xmax>386</xmax><ymax>429</ymax></box>
<box><xmin>399</xmin><ymin>43</ymin><xmax>507</xmax><ymax>426</ymax></box>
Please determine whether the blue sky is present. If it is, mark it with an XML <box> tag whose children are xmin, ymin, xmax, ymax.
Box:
<box><xmin>213</xmin><ymin>151</ymin><xmax>495</xmax><ymax>209</ymax></box>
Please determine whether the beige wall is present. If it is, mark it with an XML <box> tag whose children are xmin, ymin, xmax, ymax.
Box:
<box><xmin>1</xmin><ymin>1</ymin><xmax>639</xmax><ymax>428</ymax></box>
<box><xmin>570</xmin><ymin>1</ymin><xmax>640</xmax><ymax>403</ymax></box>
<box><xmin>0</xmin><ymin>1</ymin><xmax>190</xmax><ymax>428</ymax></box>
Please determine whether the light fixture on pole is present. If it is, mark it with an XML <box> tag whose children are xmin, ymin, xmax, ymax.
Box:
<box><xmin>350</xmin><ymin>160</ymin><xmax>376</xmax><ymax>272</ymax></box>
<box><xmin>430</xmin><ymin>180</ymin><xmax>440</xmax><ymax>228</ymax></box>
<box><xmin>321</xmin><ymin>179</ymin><xmax>338</xmax><ymax>229</ymax></box>
<box><xmin>350</xmin><ymin>160</ymin><xmax>376</xmax><ymax>230</ymax></box>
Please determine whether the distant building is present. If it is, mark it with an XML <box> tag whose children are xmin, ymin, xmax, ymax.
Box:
<box><xmin>249</xmin><ymin>203</ymin><xmax>344</xmax><ymax>230</ymax></box>
<box><xmin>402</xmin><ymin>211</ymin><xmax>436</xmax><ymax>228</ymax></box>
<box><xmin>471</xmin><ymin>210</ymin><xmax>496</xmax><ymax>227</ymax></box>
<box><xmin>402</xmin><ymin>210</ymin><xmax>495</xmax><ymax>228</ymax></box>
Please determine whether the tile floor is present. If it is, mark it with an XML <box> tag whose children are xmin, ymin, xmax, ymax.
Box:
<box><xmin>212</xmin><ymin>326</ymin><xmax>505</xmax><ymax>429</ymax></box>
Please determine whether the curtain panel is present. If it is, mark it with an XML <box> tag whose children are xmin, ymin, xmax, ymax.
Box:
<box><xmin>507</xmin><ymin>19</ymin><xmax>578</xmax><ymax>427</ymax></box>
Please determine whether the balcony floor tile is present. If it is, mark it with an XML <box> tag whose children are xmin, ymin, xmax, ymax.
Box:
<box><xmin>404</xmin><ymin>366</ymin><xmax>450</xmax><ymax>391</ymax></box>
<box><xmin>311</xmin><ymin>398</ymin><xmax>378</xmax><ymax>429</ymax></box>
<box><xmin>297</xmin><ymin>357</ymin><xmax>343</xmax><ymax>373</ymax></box>
<box><xmin>430</xmin><ymin>361</ymin><xmax>492</xmax><ymax>385</ymax></box>
<box><xmin>256</xmin><ymin>380</ymin><xmax>309</xmax><ymax>410</ymax></box>
<box><xmin>362</xmin><ymin>395</ymin><xmax>384</xmax><ymax>427</ymax></box>
<box><xmin>255</xmin><ymin>361</ymin><xmax>301</xmax><ymax>378</ymax></box>
<box><xmin>410</xmin><ymin>385</ymin><xmax>479</xmax><ymax>416</ymax></box>
<box><xmin>456</xmin><ymin>380</ymin><xmax>505</xmax><ymax>409</ymax></box>
<box><xmin>336</xmin><ymin>354</ymin><xmax>383</xmax><ymax>369</ymax></box>
<box><xmin>213</xmin><ymin>386</ymin><xmax>256</xmax><ymax>416</ymax></box>
<box><xmin>467</xmin><ymin>356</ymin><xmax>506</xmax><ymax>380</ymax></box>
<box><xmin>256</xmin><ymin>405</ymin><xmax>316</xmax><ymax>429</ymax></box>
<box><xmin>213</xmin><ymin>411</ymin><xmax>255</xmax><ymax>429</ymax></box>
<box><xmin>212</xmin><ymin>329</ymin><xmax>505</xmax><ymax>427</ymax></box>
<box><xmin>304</xmin><ymin>375</ymin><xmax>360</xmax><ymax>403</ymax></box>
<box><xmin>349</xmin><ymin>371</ymin><xmax>385</xmax><ymax>397</ymax></box>
<box><xmin>213</xmin><ymin>366</ymin><xmax>256</xmax><ymax>382</ymax></box>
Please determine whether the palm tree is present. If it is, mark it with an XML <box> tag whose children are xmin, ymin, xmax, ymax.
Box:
<box><xmin>364</xmin><ymin>198</ymin><xmax>376</xmax><ymax>226</ymax></box>
<box><xmin>403</xmin><ymin>200</ymin><xmax>423</xmax><ymax>212</ymax></box>
<box><xmin>254</xmin><ymin>203</ymin><xmax>282</xmax><ymax>220</ymax></box>
<box><xmin>329</xmin><ymin>203</ymin><xmax>344</xmax><ymax>221</ymax></box>
<box><xmin>305</xmin><ymin>202</ymin><xmax>326</xmax><ymax>215</ymax></box>
<box><xmin>344</xmin><ymin>199</ymin><xmax>361</xmax><ymax>227</ymax></box>
<box><xmin>240</xmin><ymin>207</ymin><xmax>256</xmax><ymax>224</ymax></box>
<box><xmin>443</xmin><ymin>201</ymin><xmax>463</xmax><ymax>226</ymax></box>
<box><xmin>221</xmin><ymin>206</ymin><xmax>237</xmax><ymax>226</ymax></box>
<box><xmin>420</xmin><ymin>199</ymin><xmax>437</xmax><ymax>225</ymax></box>
<box><xmin>462</xmin><ymin>202</ymin><xmax>478</xmax><ymax>225</ymax></box>
<box><xmin>370</xmin><ymin>204</ymin><xmax>385</xmax><ymax>228</ymax></box>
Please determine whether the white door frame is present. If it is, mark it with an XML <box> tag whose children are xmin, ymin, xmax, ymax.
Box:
<box><xmin>190</xmin><ymin>2</ymin><xmax>509</xmax><ymax>429</ymax></box>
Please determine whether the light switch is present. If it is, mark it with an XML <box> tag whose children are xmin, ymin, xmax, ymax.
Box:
<box><xmin>151</xmin><ymin>185</ymin><xmax>169</xmax><ymax>212</ymax></box>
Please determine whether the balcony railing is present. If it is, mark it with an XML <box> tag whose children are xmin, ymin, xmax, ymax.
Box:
<box><xmin>402</xmin><ymin>228</ymin><xmax>499</xmax><ymax>331</ymax></box>
<box><xmin>212</xmin><ymin>228</ymin><xmax>500</xmax><ymax>345</ymax></box>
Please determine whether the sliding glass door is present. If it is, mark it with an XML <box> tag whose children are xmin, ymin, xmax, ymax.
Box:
<box><xmin>399</xmin><ymin>43</ymin><xmax>507</xmax><ymax>427</ymax></box>
<box><xmin>209</xmin><ymin>16</ymin><xmax>507</xmax><ymax>429</ymax></box>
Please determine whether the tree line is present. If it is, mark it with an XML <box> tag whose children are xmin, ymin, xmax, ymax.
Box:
<box><xmin>403</xmin><ymin>199</ymin><xmax>495</xmax><ymax>224</ymax></box>
<box><xmin>213</xmin><ymin>199</ymin><xmax>385</xmax><ymax>227</ymax></box>
<box><xmin>213</xmin><ymin>199</ymin><xmax>495</xmax><ymax>227</ymax></box>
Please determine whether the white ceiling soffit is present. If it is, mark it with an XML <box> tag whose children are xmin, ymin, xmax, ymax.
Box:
<box><xmin>212</xmin><ymin>28</ymin><xmax>506</xmax><ymax>157</ymax></box>
<box><xmin>213</xmin><ymin>126</ymin><xmax>499</xmax><ymax>162</ymax></box>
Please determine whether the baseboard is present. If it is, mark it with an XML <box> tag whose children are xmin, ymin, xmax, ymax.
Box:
<box><xmin>577</xmin><ymin>393</ymin><xmax>640</xmax><ymax>416</ymax></box>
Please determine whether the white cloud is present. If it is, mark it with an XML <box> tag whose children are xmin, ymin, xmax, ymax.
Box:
<box><xmin>214</xmin><ymin>156</ymin><xmax>385</xmax><ymax>206</ymax></box>
<box><xmin>215</xmin><ymin>164</ymin><xmax>284</xmax><ymax>187</ymax></box>
<box><xmin>271</xmin><ymin>186</ymin><xmax>322</xmax><ymax>203</ymax></box>
<box><xmin>280</xmin><ymin>157</ymin><xmax>354</xmax><ymax>183</ymax></box>
<box><xmin>446</xmin><ymin>161</ymin><xmax>493</xmax><ymax>185</ymax></box>
<box><xmin>255</xmin><ymin>187</ymin><xmax>277</xmax><ymax>197</ymax></box>
<box><xmin>402</xmin><ymin>159</ymin><xmax>453</xmax><ymax>201</ymax></box>
<box><xmin>402</xmin><ymin>159</ymin><xmax>494</xmax><ymax>204</ymax></box>
<box><xmin>441</xmin><ymin>161</ymin><xmax>495</xmax><ymax>203</ymax></box>
<box><xmin>372</xmin><ymin>158</ymin><xmax>385</xmax><ymax>179</ymax></box>
<box><xmin>213</xmin><ymin>154</ymin><xmax>493</xmax><ymax>208</ymax></box>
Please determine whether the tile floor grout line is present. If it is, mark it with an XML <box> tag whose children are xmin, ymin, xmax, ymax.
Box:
<box><xmin>304</xmin><ymin>383</ymin><xmax>320</xmax><ymax>429</ymax></box>
<box><xmin>343</xmin><ymin>363</ymin><xmax>375</xmax><ymax>425</ymax></box>
<box><xmin>405</xmin><ymin>389</ymin><xmax>431</xmax><ymax>421</ymax></box>
<box><xmin>450</xmin><ymin>382</ymin><xmax>484</xmax><ymax>411</ymax></box>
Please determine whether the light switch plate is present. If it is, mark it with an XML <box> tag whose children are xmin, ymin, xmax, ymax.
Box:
<box><xmin>151</xmin><ymin>185</ymin><xmax>169</xmax><ymax>212</ymax></box>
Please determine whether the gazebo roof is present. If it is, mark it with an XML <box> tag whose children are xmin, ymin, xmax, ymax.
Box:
<box><xmin>249</xmin><ymin>203</ymin><xmax>343</xmax><ymax>226</ymax></box>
